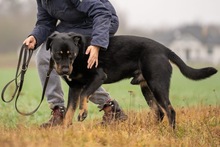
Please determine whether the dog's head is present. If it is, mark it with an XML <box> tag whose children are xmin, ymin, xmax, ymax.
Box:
<box><xmin>46</xmin><ymin>32</ymin><xmax>84</xmax><ymax>75</ymax></box>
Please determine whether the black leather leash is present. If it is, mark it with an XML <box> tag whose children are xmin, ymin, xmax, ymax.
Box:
<box><xmin>1</xmin><ymin>44</ymin><xmax>32</xmax><ymax>104</ymax></box>
<box><xmin>1</xmin><ymin>44</ymin><xmax>54</xmax><ymax>115</ymax></box>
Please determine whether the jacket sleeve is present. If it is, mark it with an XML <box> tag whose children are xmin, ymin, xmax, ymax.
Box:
<box><xmin>30</xmin><ymin>0</ymin><xmax>57</xmax><ymax>48</ymax></box>
<box><xmin>71</xmin><ymin>0</ymin><xmax>112</xmax><ymax>49</ymax></box>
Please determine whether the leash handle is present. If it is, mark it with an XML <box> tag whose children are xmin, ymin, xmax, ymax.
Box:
<box><xmin>14</xmin><ymin>58</ymin><xmax>54</xmax><ymax>116</ymax></box>
<box><xmin>1</xmin><ymin>44</ymin><xmax>36</xmax><ymax>115</ymax></box>
<box><xmin>1</xmin><ymin>44</ymin><xmax>27</xmax><ymax>102</ymax></box>
<box><xmin>1</xmin><ymin>78</ymin><xmax>19</xmax><ymax>103</ymax></box>
<box><xmin>1</xmin><ymin>43</ymin><xmax>54</xmax><ymax>116</ymax></box>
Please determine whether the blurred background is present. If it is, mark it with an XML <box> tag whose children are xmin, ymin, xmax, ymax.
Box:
<box><xmin>0</xmin><ymin>0</ymin><xmax>220</xmax><ymax>66</ymax></box>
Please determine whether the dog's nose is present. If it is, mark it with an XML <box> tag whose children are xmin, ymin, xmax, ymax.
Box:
<box><xmin>62</xmin><ymin>66</ymin><xmax>70</xmax><ymax>75</ymax></box>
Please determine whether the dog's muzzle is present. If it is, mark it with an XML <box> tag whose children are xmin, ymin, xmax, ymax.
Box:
<box><xmin>54</xmin><ymin>63</ymin><xmax>72</xmax><ymax>76</ymax></box>
<box><xmin>60</xmin><ymin>66</ymin><xmax>70</xmax><ymax>75</ymax></box>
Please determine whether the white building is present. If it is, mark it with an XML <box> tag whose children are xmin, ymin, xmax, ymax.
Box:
<box><xmin>169</xmin><ymin>34</ymin><xmax>220</xmax><ymax>65</ymax></box>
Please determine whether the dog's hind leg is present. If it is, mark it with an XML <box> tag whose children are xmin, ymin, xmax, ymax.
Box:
<box><xmin>141</xmin><ymin>56</ymin><xmax>176</xmax><ymax>129</ymax></box>
<box><xmin>63</xmin><ymin>87</ymin><xmax>80</xmax><ymax>127</ymax></box>
<box><xmin>140</xmin><ymin>81</ymin><xmax>164</xmax><ymax>123</ymax></box>
<box><xmin>147</xmin><ymin>78</ymin><xmax>176</xmax><ymax>129</ymax></box>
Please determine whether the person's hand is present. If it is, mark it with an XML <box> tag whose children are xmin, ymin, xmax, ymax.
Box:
<box><xmin>85</xmin><ymin>45</ymin><xmax>100</xmax><ymax>69</ymax></box>
<box><xmin>23</xmin><ymin>35</ymin><xmax>36</xmax><ymax>50</ymax></box>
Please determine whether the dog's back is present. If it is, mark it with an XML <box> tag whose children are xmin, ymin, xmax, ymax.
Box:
<box><xmin>97</xmin><ymin>36</ymin><xmax>166</xmax><ymax>83</ymax></box>
<box><xmin>96</xmin><ymin>35</ymin><xmax>217</xmax><ymax>83</ymax></box>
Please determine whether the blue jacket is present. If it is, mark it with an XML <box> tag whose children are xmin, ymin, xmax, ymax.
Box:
<box><xmin>31</xmin><ymin>0</ymin><xmax>119</xmax><ymax>49</ymax></box>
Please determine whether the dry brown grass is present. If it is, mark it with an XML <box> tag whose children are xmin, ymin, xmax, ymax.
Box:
<box><xmin>0</xmin><ymin>106</ymin><xmax>219</xmax><ymax>147</ymax></box>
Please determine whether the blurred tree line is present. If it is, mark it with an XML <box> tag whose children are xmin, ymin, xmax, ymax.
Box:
<box><xmin>0</xmin><ymin>0</ymin><xmax>36</xmax><ymax>53</ymax></box>
<box><xmin>0</xmin><ymin>0</ymin><xmax>220</xmax><ymax>54</ymax></box>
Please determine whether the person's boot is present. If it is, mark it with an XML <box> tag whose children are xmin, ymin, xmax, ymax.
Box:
<box><xmin>99</xmin><ymin>99</ymin><xmax>128</xmax><ymax>125</ymax></box>
<box><xmin>40</xmin><ymin>106</ymin><xmax>66</xmax><ymax>128</ymax></box>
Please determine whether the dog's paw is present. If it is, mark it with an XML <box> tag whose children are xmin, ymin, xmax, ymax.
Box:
<box><xmin>78</xmin><ymin>110</ymin><xmax>88</xmax><ymax>122</ymax></box>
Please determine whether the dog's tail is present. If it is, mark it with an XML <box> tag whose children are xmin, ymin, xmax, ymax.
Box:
<box><xmin>167</xmin><ymin>50</ymin><xmax>217</xmax><ymax>80</ymax></box>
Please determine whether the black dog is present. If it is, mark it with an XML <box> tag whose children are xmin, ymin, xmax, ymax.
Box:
<box><xmin>46</xmin><ymin>32</ymin><xmax>217</xmax><ymax>129</ymax></box>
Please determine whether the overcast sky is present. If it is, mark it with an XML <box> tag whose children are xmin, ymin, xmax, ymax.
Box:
<box><xmin>3</xmin><ymin>0</ymin><xmax>219</xmax><ymax>29</ymax></box>
<box><xmin>111</xmin><ymin>0</ymin><xmax>220</xmax><ymax>29</ymax></box>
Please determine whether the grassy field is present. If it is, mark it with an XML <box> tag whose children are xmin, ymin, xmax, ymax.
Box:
<box><xmin>0</xmin><ymin>58</ymin><xmax>220</xmax><ymax>146</ymax></box>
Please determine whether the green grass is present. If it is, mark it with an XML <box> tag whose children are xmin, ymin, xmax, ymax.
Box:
<box><xmin>0</xmin><ymin>64</ymin><xmax>220</xmax><ymax>147</ymax></box>
<box><xmin>0</xmin><ymin>65</ymin><xmax>219</xmax><ymax>128</ymax></box>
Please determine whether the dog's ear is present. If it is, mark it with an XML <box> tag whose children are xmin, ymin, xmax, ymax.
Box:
<box><xmin>46</xmin><ymin>37</ymin><xmax>52</xmax><ymax>51</ymax></box>
<box><xmin>73</xmin><ymin>36</ymin><xmax>82</xmax><ymax>46</ymax></box>
<box><xmin>68</xmin><ymin>32</ymin><xmax>86</xmax><ymax>52</ymax></box>
<box><xmin>46</xmin><ymin>32</ymin><xmax>59</xmax><ymax>50</ymax></box>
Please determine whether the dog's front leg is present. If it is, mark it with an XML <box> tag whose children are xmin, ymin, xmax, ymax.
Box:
<box><xmin>63</xmin><ymin>87</ymin><xmax>81</xmax><ymax>127</ymax></box>
<box><xmin>78</xmin><ymin>68</ymin><xmax>107</xmax><ymax>121</ymax></box>
<box><xmin>78</xmin><ymin>94</ymin><xmax>89</xmax><ymax>122</ymax></box>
